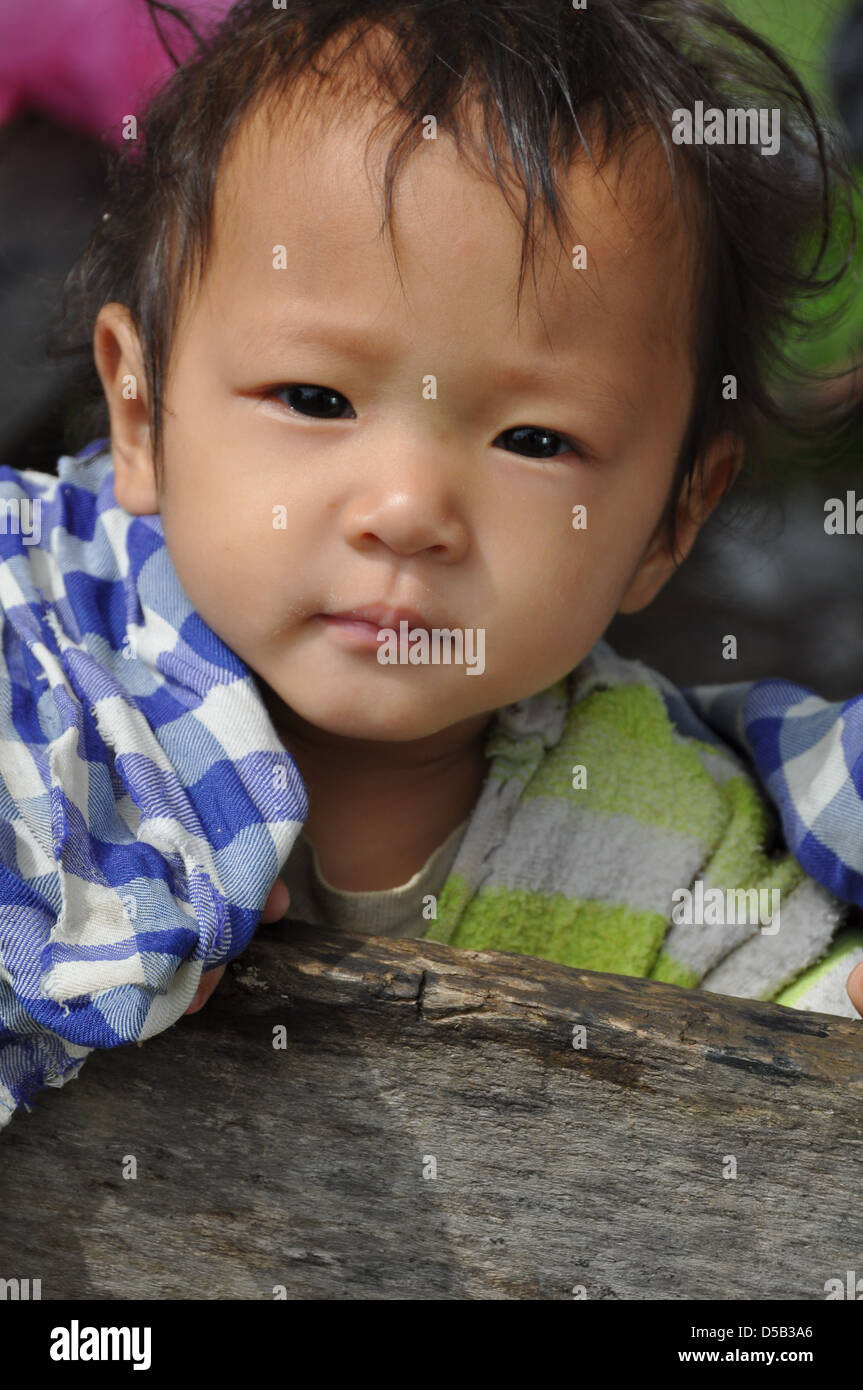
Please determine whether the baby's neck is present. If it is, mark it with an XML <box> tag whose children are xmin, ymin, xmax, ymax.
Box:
<box><xmin>256</xmin><ymin>680</ymin><xmax>494</xmax><ymax>891</ymax></box>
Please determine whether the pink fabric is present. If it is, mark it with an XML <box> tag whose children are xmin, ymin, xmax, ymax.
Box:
<box><xmin>0</xmin><ymin>0</ymin><xmax>231</xmax><ymax>145</ymax></box>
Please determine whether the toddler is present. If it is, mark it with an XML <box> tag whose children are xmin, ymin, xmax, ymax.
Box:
<box><xmin>2</xmin><ymin>0</ymin><xmax>863</xmax><ymax>1127</ymax></box>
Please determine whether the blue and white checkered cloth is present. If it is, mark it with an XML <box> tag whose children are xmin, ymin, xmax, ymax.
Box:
<box><xmin>0</xmin><ymin>443</ymin><xmax>307</xmax><ymax>1129</ymax></box>
<box><xmin>683</xmin><ymin>679</ymin><xmax>863</xmax><ymax>911</ymax></box>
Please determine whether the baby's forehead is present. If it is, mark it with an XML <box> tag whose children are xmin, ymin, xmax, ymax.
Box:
<box><xmin>205</xmin><ymin>85</ymin><xmax>701</xmax><ymax>365</ymax></box>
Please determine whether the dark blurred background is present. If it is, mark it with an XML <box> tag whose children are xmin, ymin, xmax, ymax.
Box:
<box><xmin>1</xmin><ymin>0</ymin><xmax>862</xmax><ymax>697</ymax></box>
<box><xmin>618</xmin><ymin>0</ymin><xmax>863</xmax><ymax>698</ymax></box>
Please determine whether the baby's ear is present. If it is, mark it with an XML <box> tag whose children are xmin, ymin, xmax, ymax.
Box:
<box><xmin>92</xmin><ymin>302</ymin><xmax>159</xmax><ymax>514</ymax></box>
<box><xmin>617</xmin><ymin>432</ymin><xmax>743</xmax><ymax>614</ymax></box>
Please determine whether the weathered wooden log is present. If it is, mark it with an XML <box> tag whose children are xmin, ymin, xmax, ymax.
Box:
<box><xmin>2</xmin><ymin>922</ymin><xmax>862</xmax><ymax>1300</ymax></box>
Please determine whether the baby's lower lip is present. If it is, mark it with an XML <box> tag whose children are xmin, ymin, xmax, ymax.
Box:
<box><xmin>319</xmin><ymin>614</ymin><xmax>379</xmax><ymax>633</ymax></box>
<box><xmin>317</xmin><ymin>614</ymin><xmax>385</xmax><ymax>647</ymax></box>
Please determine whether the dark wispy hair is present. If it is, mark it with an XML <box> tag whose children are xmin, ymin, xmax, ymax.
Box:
<box><xmin>55</xmin><ymin>0</ymin><xmax>861</xmax><ymax>551</ymax></box>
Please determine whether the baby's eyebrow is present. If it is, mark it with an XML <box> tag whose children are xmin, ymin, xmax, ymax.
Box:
<box><xmin>241</xmin><ymin>316</ymin><xmax>391</xmax><ymax>364</ymax></box>
<box><xmin>494</xmin><ymin>361</ymin><xmax>640</xmax><ymax>420</ymax></box>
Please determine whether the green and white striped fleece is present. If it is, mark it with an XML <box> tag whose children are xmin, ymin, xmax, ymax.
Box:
<box><xmin>423</xmin><ymin>640</ymin><xmax>863</xmax><ymax>1017</ymax></box>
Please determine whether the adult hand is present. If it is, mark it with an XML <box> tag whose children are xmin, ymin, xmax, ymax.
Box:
<box><xmin>183</xmin><ymin>878</ymin><xmax>291</xmax><ymax>1015</ymax></box>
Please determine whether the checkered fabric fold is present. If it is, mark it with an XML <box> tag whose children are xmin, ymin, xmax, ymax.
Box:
<box><xmin>0</xmin><ymin>443</ymin><xmax>307</xmax><ymax>1128</ymax></box>
<box><xmin>684</xmin><ymin>680</ymin><xmax>863</xmax><ymax>911</ymax></box>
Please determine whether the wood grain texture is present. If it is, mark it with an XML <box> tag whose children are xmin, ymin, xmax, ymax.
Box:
<box><xmin>2</xmin><ymin>922</ymin><xmax>863</xmax><ymax>1301</ymax></box>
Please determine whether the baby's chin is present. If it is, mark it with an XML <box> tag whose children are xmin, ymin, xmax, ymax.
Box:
<box><xmin>289</xmin><ymin>695</ymin><xmax>476</xmax><ymax>746</ymax></box>
<box><xmin>252</xmin><ymin>667</ymin><xmax>485</xmax><ymax>746</ymax></box>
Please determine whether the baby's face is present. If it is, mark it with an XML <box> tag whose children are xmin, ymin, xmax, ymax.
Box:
<box><xmin>111</xmin><ymin>93</ymin><xmax>702</xmax><ymax>744</ymax></box>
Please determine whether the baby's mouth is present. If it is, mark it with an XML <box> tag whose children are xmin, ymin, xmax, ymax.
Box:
<box><xmin>320</xmin><ymin>603</ymin><xmax>435</xmax><ymax>634</ymax></box>
<box><xmin>316</xmin><ymin>603</ymin><xmax>438</xmax><ymax>650</ymax></box>
<box><xmin>316</xmin><ymin>613</ymin><xmax>400</xmax><ymax>649</ymax></box>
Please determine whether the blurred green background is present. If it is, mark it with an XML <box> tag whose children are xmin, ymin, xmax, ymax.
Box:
<box><xmin>726</xmin><ymin>0</ymin><xmax>863</xmax><ymax>375</ymax></box>
<box><xmin>611</xmin><ymin>0</ymin><xmax>863</xmax><ymax>694</ymax></box>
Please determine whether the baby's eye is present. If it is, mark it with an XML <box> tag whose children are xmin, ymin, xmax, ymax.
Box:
<box><xmin>494</xmin><ymin>425</ymin><xmax>577</xmax><ymax>459</ymax></box>
<box><xmin>270</xmin><ymin>384</ymin><xmax>357</xmax><ymax>419</ymax></box>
